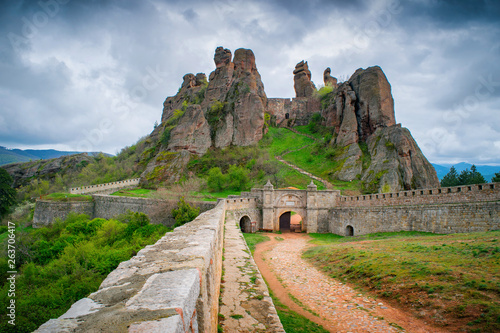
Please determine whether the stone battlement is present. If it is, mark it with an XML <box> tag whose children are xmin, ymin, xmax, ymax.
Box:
<box><xmin>70</xmin><ymin>178</ymin><xmax>141</xmax><ymax>194</ymax></box>
<box><xmin>339</xmin><ymin>183</ymin><xmax>498</xmax><ymax>207</ymax></box>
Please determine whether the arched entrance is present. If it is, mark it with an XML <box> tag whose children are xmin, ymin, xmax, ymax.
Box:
<box><xmin>346</xmin><ymin>225</ymin><xmax>354</xmax><ymax>236</ymax></box>
<box><xmin>239</xmin><ymin>216</ymin><xmax>251</xmax><ymax>233</ymax></box>
<box><xmin>279</xmin><ymin>211</ymin><xmax>303</xmax><ymax>232</ymax></box>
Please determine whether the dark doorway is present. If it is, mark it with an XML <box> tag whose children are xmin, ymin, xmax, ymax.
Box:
<box><xmin>346</xmin><ymin>225</ymin><xmax>354</xmax><ymax>236</ymax></box>
<box><xmin>240</xmin><ymin>216</ymin><xmax>251</xmax><ymax>233</ymax></box>
<box><xmin>279</xmin><ymin>212</ymin><xmax>291</xmax><ymax>231</ymax></box>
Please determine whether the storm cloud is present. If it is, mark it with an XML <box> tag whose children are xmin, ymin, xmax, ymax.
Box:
<box><xmin>0</xmin><ymin>0</ymin><xmax>499</xmax><ymax>164</ymax></box>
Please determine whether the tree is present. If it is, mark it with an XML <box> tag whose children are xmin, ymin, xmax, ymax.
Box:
<box><xmin>0</xmin><ymin>168</ymin><xmax>16</xmax><ymax>218</ymax></box>
<box><xmin>492</xmin><ymin>172</ymin><xmax>500</xmax><ymax>183</ymax></box>
<box><xmin>441</xmin><ymin>166</ymin><xmax>459</xmax><ymax>187</ymax></box>
<box><xmin>458</xmin><ymin>165</ymin><xmax>485</xmax><ymax>185</ymax></box>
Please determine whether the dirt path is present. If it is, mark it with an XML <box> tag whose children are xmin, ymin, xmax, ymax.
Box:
<box><xmin>254</xmin><ymin>232</ymin><xmax>449</xmax><ymax>333</ymax></box>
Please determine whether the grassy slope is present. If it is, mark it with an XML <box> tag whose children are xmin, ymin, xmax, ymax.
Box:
<box><xmin>242</xmin><ymin>233</ymin><xmax>329</xmax><ymax>333</ymax></box>
<box><xmin>304</xmin><ymin>231</ymin><xmax>500</xmax><ymax>333</ymax></box>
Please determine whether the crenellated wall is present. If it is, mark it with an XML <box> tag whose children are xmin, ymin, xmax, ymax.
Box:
<box><xmin>70</xmin><ymin>178</ymin><xmax>141</xmax><ymax>194</ymax></box>
<box><xmin>339</xmin><ymin>183</ymin><xmax>499</xmax><ymax>207</ymax></box>
<box><xmin>36</xmin><ymin>200</ymin><xmax>227</xmax><ymax>333</ymax></box>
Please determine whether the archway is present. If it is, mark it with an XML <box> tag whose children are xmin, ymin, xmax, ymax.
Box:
<box><xmin>239</xmin><ymin>216</ymin><xmax>251</xmax><ymax>233</ymax></box>
<box><xmin>346</xmin><ymin>225</ymin><xmax>354</xmax><ymax>236</ymax></box>
<box><xmin>279</xmin><ymin>211</ymin><xmax>303</xmax><ymax>232</ymax></box>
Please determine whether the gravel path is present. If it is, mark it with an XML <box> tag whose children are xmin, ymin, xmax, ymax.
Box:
<box><xmin>256</xmin><ymin>232</ymin><xmax>446</xmax><ymax>333</ymax></box>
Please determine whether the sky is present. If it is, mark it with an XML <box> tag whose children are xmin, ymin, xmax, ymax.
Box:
<box><xmin>0</xmin><ymin>0</ymin><xmax>499</xmax><ymax>165</ymax></box>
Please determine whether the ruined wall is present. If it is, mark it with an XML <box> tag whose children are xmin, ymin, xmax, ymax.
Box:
<box><xmin>33</xmin><ymin>195</ymin><xmax>217</xmax><ymax>228</ymax></box>
<box><xmin>70</xmin><ymin>178</ymin><xmax>141</xmax><ymax>194</ymax></box>
<box><xmin>331</xmin><ymin>202</ymin><xmax>500</xmax><ymax>236</ymax></box>
<box><xmin>36</xmin><ymin>200</ymin><xmax>227</xmax><ymax>333</ymax></box>
<box><xmin>266</xmin><ymin>97</ymin><xmax>319</xmax><ymax>127</ymax></box>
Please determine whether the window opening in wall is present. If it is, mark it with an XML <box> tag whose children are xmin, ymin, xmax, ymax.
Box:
<box><xmin>345</xmin><ymin>225</ymin><xmax>354</xmax><ymax>236</ymax></box>
<box><xmin>479</xmin><ymin>185</ymin><xmax>483</xmax><ymax>190</ymax></box>
<box><xmin>468</xmin><ymin>186</ymin><xmax>472</xmax><ymax>191</ymax></box>
<box><xmin>438</xmin><ymin>189</ymin><xmax>442</xmax><ymax>194</ymax></box>
<box><xmin>285</xmin><ymin>113</ymin><xmax>290</xmax><ymax>119</ymax></box>
<box><xmin>420</xmin><ymin>190</ymin><xmax>424</xmax><ymax>195</ymax></box>
<box><xmin>457</xmin><ymin>187</ymin><xmax>461</xmax><ymax>192</ymax></box>
<box><xmin>447</xmin><ymin>188</ymin><xmax>452</xmax><ymax>193</ymax></box>
<box><xmin>490</xmin><ymin>184</ymin><xmax>494</xmax><ymax>189</ymax></box>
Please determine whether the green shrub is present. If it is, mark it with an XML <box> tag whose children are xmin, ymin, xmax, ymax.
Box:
<box><xmin>171</xmin><ymin>197</ymin><xmax>200</xmax><ymax>227</ymax></box>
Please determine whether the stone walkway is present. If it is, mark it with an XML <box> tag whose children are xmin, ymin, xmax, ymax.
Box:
<box><xmin>219</xmin><ymin>216</ymin><xmax>284</xmax><ymax>332</ymax></box>
<box><xmin>259</xmin><ymin>233</ymin><xmax>443</xmax><ymax>333</ymax></box>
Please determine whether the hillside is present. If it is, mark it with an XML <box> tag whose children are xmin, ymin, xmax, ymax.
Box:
<box><xmin>0</xmin><ymin>146</ymin><xmax>110</xmax><ymax>166</ymax></box>
<box><xmin>137</xmin><ymin>46</ymin><xmax>438</xmax><ymax>193</ymax></box>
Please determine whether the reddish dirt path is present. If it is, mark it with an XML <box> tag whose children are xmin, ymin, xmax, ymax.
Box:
<box><xmin>254</xmin><ymin>232</ymin><xmax>449</xmax><ymax>333</ymax></box>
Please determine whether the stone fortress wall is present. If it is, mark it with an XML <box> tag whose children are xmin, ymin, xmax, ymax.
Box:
<box><xmin>69</xmin><ymin>178</ymin><xmax>141</xmax><ymax>194</ymax></box>
<box><xmin>33</xmin><ymin>194</ymin><xmax>216</xmax><ymax>228</ymax></box>
<box><xmin>36</xmin><ymin>200</ymin><xmax>228</xmax><ymax>333</ymax></box>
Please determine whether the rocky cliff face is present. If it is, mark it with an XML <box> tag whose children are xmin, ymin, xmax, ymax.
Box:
<box><xmin>141</xmin><ymin>46</ymin><xmax>267</xmax><ymax>185</ymax></box>
<box><xmin>319</xmin><ymin>66</ymin><xmax>438</xmax><ymax>192</ymax></box>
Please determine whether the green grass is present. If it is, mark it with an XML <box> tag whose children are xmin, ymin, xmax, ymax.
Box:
<box><xmin>111</xmin><ymin>188</ymin><xmax>153</xmax><ymax>197</ymax></box>
<box><xmin>193</xmin><ymin>189</ymin><xmax>245</xmax><ymax>201</ymax></box>
<box><xmin>269</xmin><ymin>289</ymin><xmax>329</xmax><ymax>333</ymax></box>
<box><xmin>293</xmin><ymin>125</ymin><xmax>325</xmax><ymax>140</ymax></box>
<box><xmin>282</xmin><ymin>143</ymin><xmax>362</xmax><ymax>194</ymax></box>
<box><xmin>308</xmin><ymin>231</ymin><xmax>437</xmax><ymax>246</ymax></box>
<box><xmin>304</xmin><ymin>230</ymin><xmax>500</xmax><ymax>332</ymax></box>
<box><xmin>260</xmin><ymin>127</ymin><xmax>315</xmax><ymax>157</ymax></box>
<box><xmin>242</xmin><ymin>233</ymin><xmax>270</xmax><ymax>255</ymax></box>
<box><xmin>275</xmin><ymin>165</ymin><xmax>326</xmax><ymax>190</ymax></box>
<box><xmin>44</xmin><ymin>192</ymin><xmax>93</xmax><ymax>201</ymax></box>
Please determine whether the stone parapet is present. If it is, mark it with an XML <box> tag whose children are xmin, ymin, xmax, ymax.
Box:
<box><xmin>36</xmin><ymin>200</ymin><xmax>227</xmax><ymax>333</ymax></box>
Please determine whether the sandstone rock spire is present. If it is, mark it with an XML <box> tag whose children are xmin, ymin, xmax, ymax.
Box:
<box><xmin>293</xmin><ymin>60</ymin><xmax>316</xmax><ymax>98</ymax></box>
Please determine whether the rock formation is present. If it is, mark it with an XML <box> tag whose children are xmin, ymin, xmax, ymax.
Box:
<box><xmin>293</xmin><ymin>60</ymin><xmax>316</xmax><ymax>98</ymax></box>
<box><xmin>318</xmin><ymin>65</ymin><xmax>438</xmax><ymax>191</ymax></box>
<box><xmin>140</xmin><ymin>46</ymin><xmax>267</xmax><ymax>185</ymax></box>
<box><xmin>323</xmin><ymin>67</ymin><xmax>338</xmax><ymax>87</ymax></box>
<box><xmin>141</xmin><ymin>47</ymin><xmax>438</xmax><ymax>192</ymax></box>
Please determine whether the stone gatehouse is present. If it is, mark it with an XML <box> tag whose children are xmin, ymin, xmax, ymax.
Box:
<box><xmin>226</xmin><ymin>180</ymin><xmax>500</xmax><ymax>236</ymax></box>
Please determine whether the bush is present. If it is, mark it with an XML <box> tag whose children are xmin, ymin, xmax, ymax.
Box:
<box><xmin>171</xmin><ymin>197</ymin><xmax>200</xmax><ymax>228</ymax></box>
<box><xmin>207</xmin><ymin>167</ymin><xmax>227</xmax><ymax>192</ymax></box>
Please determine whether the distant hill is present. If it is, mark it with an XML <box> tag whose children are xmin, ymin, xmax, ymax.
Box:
<box><xmin>0</xmin><ymin>146</ymin><xmax>111</xmax><ymax>166</ymax></box>
<box><xmin>432</xmin><ymin>163</ymin><xmax>500</xmax><ymax>182</ymax></box>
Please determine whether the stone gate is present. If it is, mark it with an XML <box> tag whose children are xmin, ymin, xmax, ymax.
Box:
<box><xmin>225</xmin><ymin>181</ymin><xmax>499</xmax><ymax>235</ymax></box>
